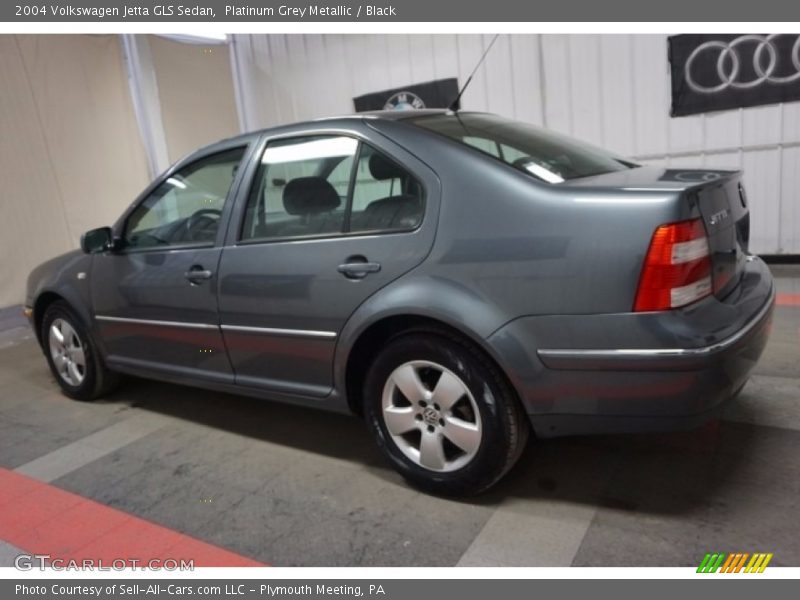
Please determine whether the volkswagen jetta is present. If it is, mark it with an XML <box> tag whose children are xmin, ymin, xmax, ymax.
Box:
<box><xmin>25</xmin><ymin>111</ymin><xmax>774</xmax><ymax>495</ymax></box>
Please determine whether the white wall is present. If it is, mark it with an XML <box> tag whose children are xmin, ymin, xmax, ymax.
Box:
<box><xmin>230</xmin><ymin>33</ymin><xmax>800</xmax><ymax>254</ymax></box>
<box><xmin>0</xmin><ymin>35</ymin><xmax>151</xmax><ymax>309</ymax></box>
<box><xmin>149</xmin><ymin>35</ymin><xmax>240</xmax><ymax>164</ymax></box>
<box><xmin>0</xmin><ymin>34</ymin><xmax>241</xmax><ymax>309</ymax></box>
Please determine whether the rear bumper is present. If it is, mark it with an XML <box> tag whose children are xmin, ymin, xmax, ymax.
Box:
<box><xmin>536</xmin><ymin>286</ymin><xmax>774</xmax><ymax>372</ymax></box>
<box><xmin>487</xmin><ymin>256</ymin><xmax>775</xmax><ymax>438</ymax></box>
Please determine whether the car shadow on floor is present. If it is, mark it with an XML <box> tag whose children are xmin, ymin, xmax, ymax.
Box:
<box><xmin>487</xmin><ymin>409</ymin><xmax>763</xmax><ymax>514</ymax></box>
<box><xmin>101</xmin><ymin>374</ymin><xmax>763</xmax><ymax>517</ymax></box>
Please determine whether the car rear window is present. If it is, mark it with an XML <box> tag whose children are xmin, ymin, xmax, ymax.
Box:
<box><xmin>408</xmin><ymin>113</ymin><xmax>635</xmax><ymax>183</ymax></box>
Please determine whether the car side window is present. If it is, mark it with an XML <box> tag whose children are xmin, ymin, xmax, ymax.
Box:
<box><xmin>124</xmin><ymin>147</ymin><xmax>246</xmax><ymax>249</ymax></box>
<box><xmin>241</xmin><ymin>136</ymin><xmax>357</xmax><ymax>241</ymax></box>
<box><xmin>348</xmin><ymin>144</ymin><xmax>424</xmax><ymax>233</ymax></box>
<box><xmin>462</xmin><ymin>136</ymin><xmax>501</xmax><ymax>157</ymax></box>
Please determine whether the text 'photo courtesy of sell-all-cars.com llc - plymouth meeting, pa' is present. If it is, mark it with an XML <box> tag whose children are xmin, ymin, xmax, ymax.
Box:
<box><xmin>25</xmin><ymin>103</ymin><xmax>774</xmax><ymax>496</ymax></box>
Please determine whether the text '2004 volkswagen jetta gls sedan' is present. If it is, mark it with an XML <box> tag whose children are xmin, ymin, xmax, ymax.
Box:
<box><xmin>26</xmin><ymin>111</ymin><xmax>774</xmax><ymax>495</ymax></box>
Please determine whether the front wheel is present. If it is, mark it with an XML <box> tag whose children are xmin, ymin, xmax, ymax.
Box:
<box><xmin>41</xmin><ymin>301</ymin><xmax>118</xmax><ymax>401</ymax></box>
<box><xmin>363</xmin><ymin>330</ymin><xmax>529</xmax><ymax>496</ymax></box>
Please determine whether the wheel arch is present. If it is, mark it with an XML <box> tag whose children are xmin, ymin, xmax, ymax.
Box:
<box><xmin>32</xmin><ymin>289</ymin><xmax>92</xmax><ymax>348</ymax></box>
<box><xmin>341</xmin><ymin>312</ymin><xmax>519</xmax><ymax>416</ymax></box>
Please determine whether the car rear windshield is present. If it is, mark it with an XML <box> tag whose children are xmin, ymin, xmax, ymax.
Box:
<box><xmin>408</xmin><ymin>113</ymin><xmax>635</xmax><ymax>183</ymax></box>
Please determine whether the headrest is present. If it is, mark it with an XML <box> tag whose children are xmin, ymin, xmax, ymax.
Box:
<box><xmin>283</xmin><ymin>177</ymin><xmax>340</xmax><ymax>216</ymax></box>
<box><xmin>369</xmin><ymin>153</ymin><xmax>406</xmax><ymax>181</ymax></box>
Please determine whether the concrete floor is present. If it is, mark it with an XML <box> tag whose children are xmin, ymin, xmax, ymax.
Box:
<box><xmin>0</xmin><ymin>266</ymin><xmax>798</xmax><ymax>567</ymax></box>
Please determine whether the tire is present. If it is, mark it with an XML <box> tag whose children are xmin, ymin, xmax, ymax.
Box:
<box><xmin>41</xmin><ymin>301</ymin><xmax>119</xmax><ymax>401</ymax></box>
<box><xmin>363</xmin><ymin>329</ymin><xmax>530</xmax><ymax>496</ymax></box>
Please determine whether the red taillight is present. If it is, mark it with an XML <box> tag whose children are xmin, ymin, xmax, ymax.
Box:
<box><xmin>633</xmin><ymin>218</ymin><xmax>712</xmax><ymax>312</ymax></box>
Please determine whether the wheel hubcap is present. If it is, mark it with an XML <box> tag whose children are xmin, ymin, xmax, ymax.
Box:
<box><xmin>48</xmin><ymin>318</ymin><xmax>86</xmax><ymax>386</ymax></box>
<box><xmin>381</xmin><ymin>360</ymin><xmax>482</xmax><ymax>472</ymax></box>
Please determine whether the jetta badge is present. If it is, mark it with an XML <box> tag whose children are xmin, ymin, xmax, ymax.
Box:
<box><xmin>709</xmin><ymin>209</ymin><xmax>729</xmax><ymax>226</ymax></box>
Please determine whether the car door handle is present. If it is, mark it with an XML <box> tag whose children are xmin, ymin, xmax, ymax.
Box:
<box><xmin>184</xmin><ymin>267</ymin><xmax>213</xmax><ymax>283</ymax></box>
<box><xmin>337</xmin><ymin>260</ymin><xmax>381</xmax><ymax>279</ymax></box>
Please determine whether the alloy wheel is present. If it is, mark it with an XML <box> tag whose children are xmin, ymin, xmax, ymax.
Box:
<box><xmin>48</xmin><ymin>318</ymin><xmax>86</xmax><ymax>386</ymax></box>
<box><xmin>381</xmin><ymin>360</ymin><xmax>482</xmax><ymax>472</ymax></box>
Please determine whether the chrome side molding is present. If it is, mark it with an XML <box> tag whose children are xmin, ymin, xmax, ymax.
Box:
<box><xmin>95</xmin><ymin>315</ymin><xmax>218</xmax><ymax>330</ymax></box>
<box><xmin>95</xmin><ymin>315</ymin><xmax>337</xmax><ymax>339</ymax></box>
<box><xmin>221</xmin><ymin>324</ymin><xmax>337</xmax><ymax>339</ymax></box>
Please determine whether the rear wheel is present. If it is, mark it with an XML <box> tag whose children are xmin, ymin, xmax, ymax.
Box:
<box><xmin>363</xmin><ymin>330</ymin><xmax>529</xmax><ymax>496</ymax></box>
<box><xmin>41</xmin><ymin>301</ymin><xmax>118</xmax><ymax>401</ymax></box>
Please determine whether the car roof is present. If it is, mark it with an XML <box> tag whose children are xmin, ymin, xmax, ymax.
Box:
<box><xmin>334</xmin><ymin>109</ymin><xmax>449</xmax><ymax>121</ymax></box>
<box><xmin>195</xmin><ymin>109</ymin><xmax>473</xmax><ymax>160</ymax></box>
<box><xmin>218</xmin><ymin>109</ymin><xmax>451</xmax><ymax>144</ymax></box>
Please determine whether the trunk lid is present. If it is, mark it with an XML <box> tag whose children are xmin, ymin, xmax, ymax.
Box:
<box><xmin>564</xmin><ymin>166</ymin><xmax>751</xmax><ymax>300</ymax></box>
<box><xmin>690</xmin><ymin>171</ymin><xmax>750</xmax><ymax>299</ymax></box>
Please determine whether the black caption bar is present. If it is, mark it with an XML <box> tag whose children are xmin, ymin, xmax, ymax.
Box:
<box><xmin>6</xmin><ymin>579</ymin><xmax>799</xmax><ymax>599</ymax></box>
<box><xmin>2</xmin><ymin>0</ymin><xmax>799</xmax><ymax>22</ymax></box>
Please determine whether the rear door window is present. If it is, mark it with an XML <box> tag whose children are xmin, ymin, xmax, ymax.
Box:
<box><xmin>348</xmin><ymin>144</ymin><xmax>424</xmax><ymax>233</ymax></box>
<box><xmin>240</xmin><ymin>136</ymin><xmax>357</xmax><ymax>241</ymax></box>
<box><xmin>240</xmin><ymin>136</ymin><xmax>424</xmax><ymax>242</ymax></box>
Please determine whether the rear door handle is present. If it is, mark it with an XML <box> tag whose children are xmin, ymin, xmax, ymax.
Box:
<box><xmin>337</xmin><ymin>260</ymin><xmax>381</xmax><ymax>279</ymax></box>
<box><xmin>185</xmin><ymin>267</ymin><xmax>213</xmax><ymax>283</ymax></box>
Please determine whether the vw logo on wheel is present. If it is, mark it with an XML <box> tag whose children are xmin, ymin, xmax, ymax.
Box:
<box><xmin>684</xmin><ymin>34</ymin><xmax>800</xmax><ymax>94</ymax></box>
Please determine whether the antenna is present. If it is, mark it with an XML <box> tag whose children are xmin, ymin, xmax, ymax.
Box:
<box><xmin>448</xmin><ymin>34</ymin><xmax>500</xmax><ymax>112</ymax></box>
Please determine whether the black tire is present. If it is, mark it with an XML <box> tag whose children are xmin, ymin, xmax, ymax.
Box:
<box><xmin>40</xmin><ymin>301</ymin><xmax>119</xmax><ymax>401</ymax></box>
<box><xmin>363</xmin><ymin>329</ymin><xmax>530</xmax><ymax>496</ymax></box>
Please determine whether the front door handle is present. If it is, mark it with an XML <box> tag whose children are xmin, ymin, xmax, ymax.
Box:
<box><xmin>337</xmin><ymin>258</ymin><xmax>381</xmax><ymax>280</ymax></box>
<box><xmin>185</xmin><ymin>267</ymin><xmax>213</xmax><ymax>283</ymax></box>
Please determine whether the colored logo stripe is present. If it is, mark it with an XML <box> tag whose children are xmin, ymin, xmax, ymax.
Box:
<box><xmin>745</xmin><ymin>553</ymin><xmax>773</xmax><ymax>573</ymax></box>
<box><xmin>697</xmin><ymin>552</ymin><xmax>773</xmax><ymax>573</ymax></box>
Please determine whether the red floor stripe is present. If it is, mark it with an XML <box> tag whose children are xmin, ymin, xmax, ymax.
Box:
<box><xmin>0</xmin><ymin>468</ymin><xmax>265</xmax><ymax>567</ymax></box>
<box><xmin>776</xmin><ymin>293</ymin><xmax>800</xmax><ymax>307</ymax></box>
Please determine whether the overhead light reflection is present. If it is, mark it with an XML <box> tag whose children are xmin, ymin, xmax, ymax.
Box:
<box><xmin>166</xmin><ymin>177</ymin><xmax>187</xmax><ymax>189</ymax></box>
<box><xmin>523</xmin><ymin>162</ymin><xmax>564</xmax><ymax>184</ymax></box>
<box><xmin>263</xmin><ymin>137</ymin><xmax>358</xmax><ymax>164</ymax></box>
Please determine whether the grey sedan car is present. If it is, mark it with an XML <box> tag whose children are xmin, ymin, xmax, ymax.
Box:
<box><xmin>25</xmin><ymin>111</ymin><xmax>774</xmax><ymax>495</ymax></box>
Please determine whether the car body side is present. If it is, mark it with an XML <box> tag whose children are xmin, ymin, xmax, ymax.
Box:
<box><xmin>26</xmin><ymin>114</ymin><xmax>775</xmax><ymax>438</ymax></box>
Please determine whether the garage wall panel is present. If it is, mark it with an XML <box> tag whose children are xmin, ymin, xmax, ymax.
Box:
<box><xmin>508</xmin><ymin>35</ymin><xmax>544</xmax><ymax>126</ymax></box>
<box><xmin>630</xmin><ymin>35</ymin><xmax>670</xmax><ymax>157</ymax></box>
<box><xmin>598</xmin><ymin>36</ymin><xmax>636</xmax><ymax>157</ymax></box>
<box><xmin>540</xmin><ymin>35</ymin><xmax>573</xmax><ymax>136</ymax></box>
<box><xmin>567</xmin><ymin>35</ymin><xmax>605</xmax><ymax>147</ymax></box>
<box><xmin>484</xmin><ymin>34</ymin><xmax>515</xmax><ymax>118</ymax></box>
<box><xmin>704</xmin><ymin>110</ymin><xmax>742</xmax><ymax>152</ymax></box>
<box><xmin>0</xmin><ymin>35</ymin><xmax>150</xmax><ymax>308</ymax></box>
<box><xmin>149</xmin><ymin>36</ymin><xmax>239</xmax><ymax>163</ymax></box>
<box><xmin>0</xmin><ymin>36</ymin><xmax>72</xmax><ymax>309</ymax></box>
<box><xmin>742</xmin><ymin>105</ymin><xmax>783</xmax><ymax>148</ymax></box>
<box><xmin>743</xmin><ymin>149</ymin><xmax>782</xmax><ymax>253</ymax></box>
<box><xmin>231</xmin><ymin>33</ymin><xmax>800</xmax><ymax>254</ymax></box>
<box><xmin>432</xmin><ymin>35</ymin><xmax>460</xmax><ymax>88</ymax></box>
<box><xmin>781</xmin><ymin>147</ymin><xmax>800</xmax><ymax>253</ymax></box>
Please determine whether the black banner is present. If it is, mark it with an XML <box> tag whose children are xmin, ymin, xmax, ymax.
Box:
<box><xmin>353</xmin><ymin>78</ymin><xmax>459</xmax><ymax>112</ymax></box>
<box><xmin>5</xmin><ymin>1</ymin><xmax>800</xmax><ymax>22</ymax></box>
<box><xmin>669</xmin><ymin>34</ymin><xmax>800</xmax><ymax>117</ymax></box>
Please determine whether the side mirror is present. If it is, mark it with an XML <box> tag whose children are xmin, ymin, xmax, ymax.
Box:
<box><xmin>80</xmin><ymin>226</ymin><xmax>113</xmax><ymax>254</ymax></box>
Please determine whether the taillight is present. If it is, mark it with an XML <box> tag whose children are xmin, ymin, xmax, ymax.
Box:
<box><xmin>633</xmin><ymin>218</ymin><xmax>712</xmax><ymax>312</ymax></box>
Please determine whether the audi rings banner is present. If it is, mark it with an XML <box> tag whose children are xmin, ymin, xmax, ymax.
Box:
<box><xmin>353</xmin><ymin>78</ymin><xmax>460</xmax><ymax>112</ymax></box>
<box><xmin>669</xmin><ymin>34</ymin><xmax>800</xmax><ymax>117</ymax></box>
